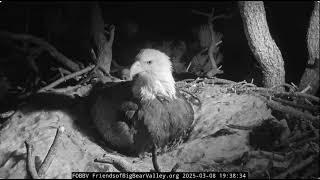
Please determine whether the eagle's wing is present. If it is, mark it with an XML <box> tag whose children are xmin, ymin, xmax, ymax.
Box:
<box><xmin>89</xmin><ymin>81</ymin><xmax>140</xmax><ymax>153</ymax></box>
<box><xmin>90</xmin><ymin>83</ymin><xmax>194</xmax><ymax>155</ymax></box>
<box><xmin>136</xmin><ymin>92</ymin><xmax>194</xmax><ymax>151</ymax></box>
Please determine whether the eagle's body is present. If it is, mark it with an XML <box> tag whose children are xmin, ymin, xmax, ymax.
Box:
<box><xmin>89</xmin><ymin>49</ymin><xmax>194</xmax><ymax>155</ymax></box>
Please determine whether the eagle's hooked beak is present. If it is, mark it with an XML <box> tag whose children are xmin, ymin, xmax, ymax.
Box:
<box><xmin>130</xmin><ymin>61</ymin><xmax>144</xmax><ymax>79</ymax></box>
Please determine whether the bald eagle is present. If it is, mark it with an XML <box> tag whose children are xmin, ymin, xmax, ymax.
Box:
<box><xmin>89</xmin><ymin>49</ymin><xmax>194</xmax><ymax>155</ymax></box>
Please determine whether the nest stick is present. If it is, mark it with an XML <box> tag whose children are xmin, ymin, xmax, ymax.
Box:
<box><xmin>37</xmin><ymin>126</ymin><xmax>65</xmax><ymax>178</ymax></box>
<box><xmin>0</xmin><ymin>31</ymin><xmax>80</xmax><ymax>72</ymax></box>
<box><xmin>233</xmin><ymin>86</ymin><xmax>320</xmax><ymax>103</ymax></box>
<box><xmin>38</xmin><ymin>65</ymin><xmax>94</xmax><ymax>92</ymax></box>
<box><xmin>152</xmin><ymin>144</ymin><xmax>161</xmax><ymax>172</ymax></box>
<box><xmin>274</xmin><ymin>155</ymin><xmax>315</xmax><ymax>179</ymax></box>
<box><xmin>171</xmin><ymin>163</ymin><xmax>181</xmax><ymax>172</ymax></box>
<box><xmin>25</xmin><ymin>141</ymin><xmax>40</xmax><ymax>179</ymax></box>
<box><xmin>264</xmin><ymin>97</ymin><xmax>319</xmax><ymax>124</ymax></box>
<box><xmin>271</xmin><ymin>97</ymin><xmax>319</xmax><ymax>112</ymax></box>
<box><xmin>95</xmin><ymin>154</ymin><xmax>139</xmax><ymax>172</ymax></box>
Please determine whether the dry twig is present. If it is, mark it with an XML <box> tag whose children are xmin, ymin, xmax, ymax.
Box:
<box><xmin>0</xmin><ymin>31</ymin><xmax>80</xmax><ymax>72</ymax></box>
<box><xmin>152</xmin><ymin>144</ymin><xmax>161</xmax><ymax>172</ymax></box>
<box><xmin>235</xmin><ymin>86</ymin><xmax>319</xmax><ymax>103</ymax></box>
<box><xmin>95</xmin><ymin>154</ymin><xmax>140</xmax><ymax>172</ymax></box>
<box><xmin>271</xmin><ymin>97</ymin><xmax>319</xmax><ymax>112</ymax></box>
<box><xmin>25</xmin><ymin>141</ymin><xmax>40</xmax><ymax>179</ymax></box>
<box><xmin>274</xmin><ymin>155</ymin><xmax>316</xmax><ymax>179</ymax></box>
<box><xmin>261</xmin><ymin>96</ymin><xmax>319</xmax><ymax>125</ymax></box>
<box><xmin>171</xmin><ymin>163</ymin><xmax>181</xmax><ymax>172</ymax></box>
<box><xmin>249</xmin><ymin>150</ymin><xmax>286</xmax><ymax>162</ymax></box>
<box><xmin>38</xmin><ymin>65</ymin><xmax>94</xmax><ymax>92</ymax></box>
<box><xmin>37</xmin><ymin>126</ymin><xmax>65</xmax><ymax>178</ymax></box>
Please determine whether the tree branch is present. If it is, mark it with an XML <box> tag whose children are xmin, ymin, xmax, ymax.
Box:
<box><xmin>107</xmin><ymin>25</ymin><xmax>115</xmax><ymax>47</ymax></box>
<box><xmin>274</xmin><ymin>155</ymin><xmax>315</xmax><ymax>179</ymax></box>
<box><xmin>38</xmin><ymin>65</ymin><xmax>94</xmax><ymax>92</ymax></box>
<box><xmin>38</xmin><ymin>126</ymin><xmax>65</xmax><ymax>178</ymax></box>
<box><xmin>152</xmin><ymin>144</ymin><xmax>161</xmax><ymax>172</ymax></box>
<box><xmin>259</xmin><ymin>95</ymin><xmax>319</xmax><ymax>126</ymax></box>
<box><xmin>191</xmin><ymin>9</ymin><xmax>211</xmax><ymax>17</ymax></box>
<box><xmin>95</xmin><ymin>154</ymin><xmax>141</xmax><ymax>172</ymax></box>
<box><xmin>0</xmin><ymin>31</ymin><xmax>81</xmax><ymax>72</ymax></box>
<box><xmin>211</xmin><ymin>14</ymin><xmax>233</xmax><ymax>22</ymax></box>
<box><xmin>25</xmin><ymin>141</ymin><xmax>40</xmax><ymax>179</ymax></box>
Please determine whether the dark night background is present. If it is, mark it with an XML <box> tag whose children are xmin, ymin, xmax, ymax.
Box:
<box><xmin>0</xmin><ymin>1</ymin><xmax>315</xmax><ymax>87</ymax></box>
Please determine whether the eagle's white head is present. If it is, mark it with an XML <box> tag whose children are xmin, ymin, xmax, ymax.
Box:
<box><xmin>130</xmin><ymin>49</ymin><xmax>176</xmax><ymax>101</ymax></box>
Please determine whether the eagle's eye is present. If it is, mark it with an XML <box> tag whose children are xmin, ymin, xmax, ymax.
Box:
<box><xmin>147</xmin><ymin>60</ymin><xmax>152</xmax><ymax>64</ymax></box>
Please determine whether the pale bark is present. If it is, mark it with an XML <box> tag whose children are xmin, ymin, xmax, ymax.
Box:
<box><xmin>239</xmin><ymin>1</ymin><xmax>285</xmax><ymax>90</ymax></box>
<box><xmin>91</xmin><ymin>2</ymin><xmax>114</xmax><ymax>76</ymax></box>
<box><xmin>299</xmin><ymin>2</ymin><xmax>319</xmax><ymax>95</ymax></box>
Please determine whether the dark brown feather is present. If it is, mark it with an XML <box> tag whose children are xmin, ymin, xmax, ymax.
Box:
<box><xmin>89</xmin><ymin>81</ymin><xmax>194</xmax><ymax>155</ymax></box>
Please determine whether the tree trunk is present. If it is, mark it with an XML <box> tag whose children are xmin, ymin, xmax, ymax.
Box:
<box><xmin>299</xmin><ymin>2</ymin><xmax>319</xmax><ymax>95</ymax></box>
<box><xmin>239</xmin><ymin>1</ymin><xmax>285</xmax><ymax>89</ymax></box>
<box><xmin>91</xmin><ymin>2</ymin><xmax>114</xmax><ymax>77</ymax></box>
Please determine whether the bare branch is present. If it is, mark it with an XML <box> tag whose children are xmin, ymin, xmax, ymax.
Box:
<box><xmin>259</xmin><ymin>95</ymin><xmax>319</xmax><ymax>124</ymax></box>
<box><xmin>211</xmin><ymin>14</ymin><xmax>233</xmax><ymax>22</ymax></box>
<box><xmin>271</xmin><ymin>97</ymin><xmax>319</xmax><ymax>112</ymax></box>
<box><xmin>25</xmin><ymin>141</ymin><xmax>40</xmax><ymax>179</ymax></box>
<box><xmin>95</xmin><ymin>154</ymin><xmax>141</xmax><ymax>172</ymax></box>
<box><xmin>208</xmin><ymin>20</ymin><xmax>218</xmax><ymax>70</ymax></box>
<box><xmin>300</xmin><ymin>85</ymin><xmax>312</xmax><ymax>93</ymax></box>
<box><xmin>233</xmin><ymin>86</ymin><xmax>320</xmax><ymax>103</ymax></box>
<box><xmin>191</xmin><ymin>9</ymin><xmax>211</xmax><ymax>17</ymax></box>
<box><xmin>107</xmin><ymin>25</ymin><xmax>115</xmax><ymax>47</ymax></box>
<box><xmin>171</xmin><ymin>163</ymin><xmax>181</xmax><ymax>172</ymax></box>
<box><xmin>152</xmin><ymin>144</ymin><xmax>161</xmax><ymax>172</ymax></box>
<box><xmin>38</xmin><ymin>65</ymin><xmax>95</xmax><ymax>92</ymax></box>
<box><xmin>274</xmin><ymin>155</ymin><xmax>315</xmax><ymax>179</ymax></box>
<box><xmin>38</xmin><ymin>126</ymin><xmax>65</xmax><ymax>178</ymax></box>
<box><xmin>0</xmin><ymin>31</ymin><xmax>81</xmax><ymax>72</ymax></box>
